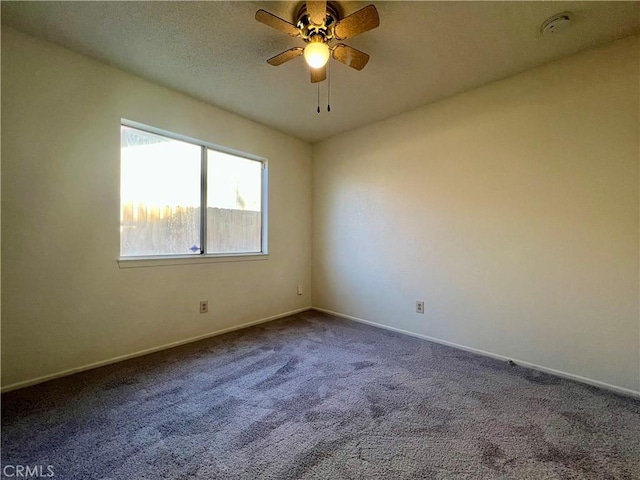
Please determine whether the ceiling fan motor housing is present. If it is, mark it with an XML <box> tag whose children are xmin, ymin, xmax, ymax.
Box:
<box><xmin>297</xmin><ymin>2</ymin><xmax>340</xmax><ymax>43</ymax></box>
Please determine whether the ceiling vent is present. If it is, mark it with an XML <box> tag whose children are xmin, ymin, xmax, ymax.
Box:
<box><xmin>540</xmin><ymin>12</ymin><xmax>573</xmax><ymax>35</ymax></box>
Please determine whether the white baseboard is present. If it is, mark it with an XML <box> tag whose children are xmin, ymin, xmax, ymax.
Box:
<box><xmin>1</xmin><ymin>307</ymin><xmax>312</xmax><ymax>393</ymax></box>
<box><xmin>313</xmin><ymin>307</ymin><xmax>640</xmax><ymax>399</ymax></box>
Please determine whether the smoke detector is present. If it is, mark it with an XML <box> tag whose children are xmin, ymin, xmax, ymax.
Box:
<box><xmin>540</xmin><ymin>12</ymin><xmax>573</xmax><ymax>35</ymax></box>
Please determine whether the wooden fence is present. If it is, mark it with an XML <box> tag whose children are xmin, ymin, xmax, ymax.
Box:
<box><xmin>121</xmin><ymin>203</ymin><xmax>261</xmax><ymax>255</ymax></box>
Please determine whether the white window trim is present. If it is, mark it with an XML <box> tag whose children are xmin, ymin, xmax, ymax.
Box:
<box><xmin>118</xmin><ymin>119</ymin><xmax>269</xmax><ymax>266</ymax></box>
<box><xmin>117</xmin><ymin>253</ymin><xmax>269</xmax><ymax>269</ymax></box>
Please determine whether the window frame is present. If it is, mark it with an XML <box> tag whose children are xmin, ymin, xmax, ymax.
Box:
<box><xmin>118</xmin><ymin>119</ymin><xmax>268</xmax><ymax>268</ymax></box>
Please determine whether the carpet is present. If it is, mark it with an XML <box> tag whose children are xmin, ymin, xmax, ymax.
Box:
<box><xmin>2</xmin><ymin>310</ymin><xmax>639</xmax><ymax>479</ymax></box>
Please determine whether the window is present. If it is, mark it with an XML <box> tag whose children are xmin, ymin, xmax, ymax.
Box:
<box><xmin>120</xmin><ymin>122</ymin><xmax>266</xmax><ymax>259</ymax></box>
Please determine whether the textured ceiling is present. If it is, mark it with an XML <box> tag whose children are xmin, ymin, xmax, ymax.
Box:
<box><xmin>2</xmin><ymin>1</ymin><xmax>639</xmax><ymax>143</ymax></box>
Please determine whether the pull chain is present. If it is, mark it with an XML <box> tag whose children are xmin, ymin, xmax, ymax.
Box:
<box><xmin>327</xmin><ymin>60</ymin><xmax>331</xmax><ymax>112</ymax></box>
<box><xmin>317</xmin><ymin>82</ymin><xmax>320</xmax><ymax>114</ymax></box>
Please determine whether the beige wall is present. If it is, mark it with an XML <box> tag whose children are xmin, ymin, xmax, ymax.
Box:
<box><xmin>1</xmin><ymin>28</ymin><xmax>313</xmax><ymax>389</ymax></box>
<box><xmin>313</xmin><ymin>35</ymin><xmax>640</xmax><ymax>393</ymax></box>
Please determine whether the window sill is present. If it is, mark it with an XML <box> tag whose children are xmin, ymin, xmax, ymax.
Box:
<box><xmin>117</xmin><ymin>253</ymin><xmax>269</xmax><ymax>269</ymax></box>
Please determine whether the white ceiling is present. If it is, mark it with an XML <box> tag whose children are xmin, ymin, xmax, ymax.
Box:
<box><xmin>2</xmin><ymin>1</ymin><xmax>639</xmax><ymax>143</ymax></box>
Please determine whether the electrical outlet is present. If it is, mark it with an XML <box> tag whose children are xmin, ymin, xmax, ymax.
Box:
<box><xmin>199</xmin><ymin>301</ymin><xmax>208</xmax><ymax>314</ymax></box>
<box><xmin>416</xmin><ymin>301</ymin><xmax>424</xmax><ymax>314</ymax></box>
<box><xmin>297</xmin><ymin>285</ymin><xmax>303</xmax><ymax>295</ymax></box>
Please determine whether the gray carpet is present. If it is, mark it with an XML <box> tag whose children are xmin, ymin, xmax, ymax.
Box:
<box><xmin>2</xmin><ymin>310</ymin><xmax>639</xmax><ymax>479</ymax></box>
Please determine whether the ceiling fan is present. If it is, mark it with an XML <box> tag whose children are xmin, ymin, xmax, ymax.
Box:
<box><xmin>255</xmin><ymin>1</ymin><xmax>380</xmax><ymax>83</ymax></box>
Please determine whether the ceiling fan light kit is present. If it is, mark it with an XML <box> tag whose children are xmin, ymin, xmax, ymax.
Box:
<box><xmin>304</xmin><ymin>38</ymin><xmax>331</xmax><ymax>68</ymax></box>
<box><xmin>256</xmin><ymin>1</ymin><xmax>380</xmax><ymax>112</ymax></box>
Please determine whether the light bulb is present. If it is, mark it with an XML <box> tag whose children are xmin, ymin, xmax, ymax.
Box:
<box><xmin>304</xmin><ymin>41</ymin><xmax>330</xmax><ymax>69</ymax></box>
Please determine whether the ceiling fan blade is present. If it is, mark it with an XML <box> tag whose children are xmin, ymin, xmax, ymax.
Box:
<box><xmin>267</xmin><ymin>47</ymin><xmax>304</xmax><ymax>66</ymax></box>
<box><xmin>310</xmin><ymin>65</ymin><xmax>327</xmax><ymax>83</ymax></box>
<box><xmin>333</xmin><ymin>4</ymin><xmax>380</xmax><ymax>40</ymax></box>
<box><xmin>307</xmin><ymin>1</ymin><xmax>327</xmax><ymax>25</ymax></box>
<box><xmin>255</xmin><ymin>9</ymin><xmax>300</xmax><ymax>37</ymax></box>
<box><xmin>332</xmin><ymin>44</ymin><xmax>370</xmax><ymax>71</ymax></box>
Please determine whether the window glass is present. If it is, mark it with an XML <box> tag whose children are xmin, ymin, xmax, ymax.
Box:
<box><xmin>207</xmin><ymin>150</ymin><xmax>262</xmax><ymax>254</ymax></box>
<box><xmin>120</xmin><ymin>126</ymin><xmax>201</xmax><ymax>256</ymax></box>
<box><xmin>120</xmin><ymin>124</ymin><xmax>266</xmax><ymax>258</ymax></box>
